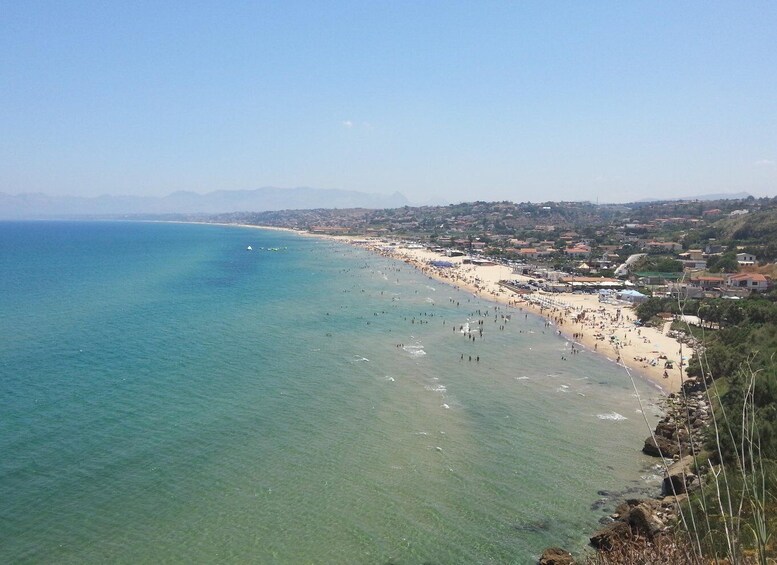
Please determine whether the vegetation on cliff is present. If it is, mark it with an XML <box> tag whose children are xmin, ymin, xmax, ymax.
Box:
<box><xmin>632</xmin><ymin>294</ymin><xmax>777</xmax><ymax>563</ymax></box>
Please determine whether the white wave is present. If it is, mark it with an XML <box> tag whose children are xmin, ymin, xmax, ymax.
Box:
<box><xmin>425</xmin><ymin>297</ymin><xmax>435</xmax><ymax>304</ymax></box>
<box><xmin>460</xmin><ymin>322</ymin><xmax>470</xmax><ymax>334</ymax></box>
<box><xmin>383</xmin><ymin>376</ymin><xmax>395</xmax><ymax>382</ymax></box>
<box><xmin>425</xmin><ymin>384</ymin><xmax>447</xmax><ymax>393</ymax></box>
<box><xmin>403</xmin><ymin>344</ymin><xmax>426</xmax><ymax>358</ymax></box>
<box><xmin>425</xmin><ymin>285</ymin><xmax>436</xmax><ymax>292</ymax></box>
<box><xmin>441</xmin><ymin>403</ymin><xmax>450</xmax><ymax>409</ymax></box>
<box><xmin>352</xmin><ymin>356</ymin><xmax>370</xmax><ymax>362</ymax></box>
<box><xmin>597</xmin><ymin>412</ymin><xmax>628</xmax><ymax>421</ymax></box>
<box><xmin>516</xmin><ymin>376</ymin><xmax>529</xmax><ymax>380</ymax></box>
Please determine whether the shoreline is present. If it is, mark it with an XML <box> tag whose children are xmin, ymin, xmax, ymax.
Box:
<box><xmin>190</xmin><ymin>221</ymin><xmax>690</xmax><ymax>395</ymax></box>
<box><xmin>322</xmin><ymin>234</ymin><xmax>689</xmax><ymax>395</ymax></box>
<box><xmin>254</xmin><ymin>227</ymin><xmax>690</xmax><ymax>394</ymax></box>
<box><xmin>186</xmin><ymin>221</ymin><xmax>690</xmax><ymax>559</ymax></box>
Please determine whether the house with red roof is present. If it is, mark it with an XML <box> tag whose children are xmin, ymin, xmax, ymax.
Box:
<box><xmin>690</xmin><ymin>276</ymin><xmax>726</xmax><ymax>291</ymax></box>
<box><xmin>564</xmin><ymin>244</ymin><xmax>590</xmax><ymax>257</ymax></box>
<box><xmin>726</xmin><ymin>273</ymin><xmax>769</xmax><ymax>292</ymax></box>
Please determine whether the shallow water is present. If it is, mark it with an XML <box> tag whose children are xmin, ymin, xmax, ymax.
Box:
<box><xmin>0</xmin><ymin>221</ymin><xmax>663</xmax><ymax>563</ymax></box>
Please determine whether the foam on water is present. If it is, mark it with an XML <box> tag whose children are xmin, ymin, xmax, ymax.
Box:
<box><xmin>402</xmin><ymin>344</ymin><xmax>426</xmax><ymax>358</ymax></box>
<box><xmin>597</xmin><ymin>412</ymin><xmax>628</xmax><ymax>421</ymax></box>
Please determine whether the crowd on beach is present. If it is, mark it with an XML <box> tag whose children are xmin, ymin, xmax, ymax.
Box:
<box><xmin>350</xmin><ymin>239</ymin><xmax>692</xmax><ymax>394</ymax></box>
<box><xmin>274</xmin><ymin>227</ymin><xmax>691</xmax><ymax>394</ymax></box>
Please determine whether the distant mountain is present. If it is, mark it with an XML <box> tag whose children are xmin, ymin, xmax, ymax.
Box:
<box><xmin>636</xmin><ymin>192</ymin><xmax>752</xmax><ymax>203</ymax></box>
<box><xmin>0</xmin><ymin>187</ymin><xmax>410</xmax><ymax>219</ymax></box>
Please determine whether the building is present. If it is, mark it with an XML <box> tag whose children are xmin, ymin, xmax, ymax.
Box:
<box><xmin>681</xmin><ymin>249</ymin><xmax>705</xmax><ymax>261</ymax></box>
<box><xmin>644</xmin><ymin>241</ymin><xmax>682</xmax><ymax>253</ymax></box>
<box><xmin>736</xmin><ymin>252</ymin><xmax>756</xmax><ymax>266</ymax></box>
<box><xmin>681</xmin><ymin>260</ymin><xmax>707</xmax><ymax>270</ymax></box>
<box><xmin>634</xmin><ymin>272</ymin><xmax>684</xmax><ymax>285</ymax></box>
<box><xmin>690</xmin><ymin>276</ymin><xmax>725</xmax><ymax>291</ymax></box>
<box><xmin>564</xmin><ymin>245</ymin><xmax>591</xmax><ymax>257</ymax></box>
<box><xmin>666</xmin><ymin>283</ymin><xmax>705</xmax><ymax>299</ymax></box>
<box><xmin>518</xmin><ymin>248</ymin><xmax>551</xmax><ymax>259</ymax></box>
<box><xmin>726</xmin><ymin>273</ymin><xmax>769</xmax><ymax>292</ymax></box>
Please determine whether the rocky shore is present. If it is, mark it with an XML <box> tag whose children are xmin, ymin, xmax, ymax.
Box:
<box><xmin>539</xmin><ymin>382</ymin><xmax>713</xmax><ymax>564</ymax></box>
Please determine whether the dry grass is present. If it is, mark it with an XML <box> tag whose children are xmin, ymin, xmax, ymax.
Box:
<box><xmin>585</xmin><ymin>533</ymin><xmax>702</xmax><ymax>564</ymax></box>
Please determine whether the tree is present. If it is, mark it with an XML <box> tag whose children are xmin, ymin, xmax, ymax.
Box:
<box><xmin>708</xmin><ymin>252</ymin><xmax>739</xmax><ymax>273</ymax></box>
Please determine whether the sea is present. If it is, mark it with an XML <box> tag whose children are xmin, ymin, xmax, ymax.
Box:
<box><xmin>0</xmin><ymin>221</ymin><xmax>664</xmax><ymax>564</ymax></box>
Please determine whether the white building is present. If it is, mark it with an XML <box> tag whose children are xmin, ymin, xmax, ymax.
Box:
<box><xmin>736</xmin><ymin>252</ymin><xmax>756</xmax><ymax>266</ymax></box>
<box><xmin>726</xmin><ymin>273</ymin><xmax>768</xmax><ymax>292</ymax></box>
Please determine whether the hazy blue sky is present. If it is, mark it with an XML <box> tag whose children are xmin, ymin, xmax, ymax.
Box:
<box><xmin>2</xmin><ymin>1</ymin><xmax>776</xmax><ymax>204</ymax></box>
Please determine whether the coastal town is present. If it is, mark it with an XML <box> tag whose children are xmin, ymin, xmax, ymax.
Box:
<box><xmin>218</xmin><ymin>195</ymin><xmax>777</xmax><ymax>562</ymax></box>
<box><xmin>215</xmin><ymin>195</ymin><xmax>775</xmax><ymax>393</ymax></box>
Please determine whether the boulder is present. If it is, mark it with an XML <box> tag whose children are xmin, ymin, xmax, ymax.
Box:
<box><xmin>642</xmin><ymin>435</ymin><xmax>679</xmax><ymax>458</ymax></box>
<box><xmin>662</xmin><ymin>455</ymin><xmax>697</xmax><ymax>496</ymax></box>
<box><xmin>538</xmin><ymin>547</ymin><xmax>575</xmax><ymax>565</ymax></box>
<box><xmin>628</xmin><ymin>502</ymin><xmax>665</xmax><ymax>539</ymax></box>
<box><xmin>590</xmin><ymin>521</ymin><xmax>631</xmax><ymax>550</ymax></box>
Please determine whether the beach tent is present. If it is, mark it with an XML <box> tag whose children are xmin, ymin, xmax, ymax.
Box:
<box><xmin>598</xmin><ymin>289</ymin><xmax>614</xmax><ymax>302</ymax></box>
<box><xmin>617</xmin><ymin>289</ymin><xmax>648</xmax><ymax>304</ymax></box>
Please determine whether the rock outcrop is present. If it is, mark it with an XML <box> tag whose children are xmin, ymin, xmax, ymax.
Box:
<box><xmin>542</xmin><ymin>387</ymin><xmax>713</xmax><ymax>561</ymax></box>
<box><xmin>662</xmin><ymin>455</ymin><xmax>699</xmax><ymax>496</ymax></box>
<box><xmin>643</xmin><ymin>434</ymin><xmax>680</xmax><ymax>458</ymax></box>
<box><xmin>537</xmin><ymin>547</ymin><xmax>575</xmax><ymax>565</ymax></box>
<box><xmin>642</xmin><ymin>390</ymin><xmax>711</xmax><ymax>458</ymax></box>
<box><xmin>589</xmin><ymin>497</ymin><xmax>677</xmax><ymax>550</ymax></box>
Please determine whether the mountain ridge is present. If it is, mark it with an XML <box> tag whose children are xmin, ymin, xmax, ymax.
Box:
<box><xmin>0</xmin><ymin>187</ymin><xmax>410</xmax><ymax>219</ymax></box>
<box><xmin>635</xmin><ymin>191</ymin><xmax>753</xmax><ymax>203</ymax></box>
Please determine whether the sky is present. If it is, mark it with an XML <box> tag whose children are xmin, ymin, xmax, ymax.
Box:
<box><xmin>2</xmin><ymin>1</ymin><xmax>776</xmax><ymax>205</ymax></box>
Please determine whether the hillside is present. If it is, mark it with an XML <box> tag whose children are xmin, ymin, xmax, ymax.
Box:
<box><xmin>0</xmin><ymin>187</ymin><xmax>410</xmax><ymax>219</ymax></box>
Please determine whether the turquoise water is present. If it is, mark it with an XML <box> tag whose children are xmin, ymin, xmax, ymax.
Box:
<box><xmin>0</xmin><ymin>221</ymin><xmax>662</xmax><ymax>563</ymax></box>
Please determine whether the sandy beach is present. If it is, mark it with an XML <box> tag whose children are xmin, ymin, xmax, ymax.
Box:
<box><xmin>231</xmin><ymin>225</ymin><xmax>692</xmax><ymax>394</ymax></box>
<box><xmin>311</xmin><ymin>235</ymin><xmax>692</xmax><ymax>394</ymax></box>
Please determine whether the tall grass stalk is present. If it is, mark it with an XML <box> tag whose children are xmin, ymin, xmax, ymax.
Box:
<box><xmin>669</xmin><ymin>294</ymin><xmax>771</xmax><ymax>563</ymax></box>
<box><xmin>617</xmin><ymin>287</ymin><xmax>772</xmax><ymax>563</ymax></box>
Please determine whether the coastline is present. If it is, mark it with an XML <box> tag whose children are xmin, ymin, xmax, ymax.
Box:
<box><xmin>6</xmin><ymin>219</ymin><xmax>682</xmax><ymax>563</ymax></box>
<box><xmin>205</xmin><ymin>222</ymin><xmax>691</xmax><ymax>394</ymax></box>
<box><xmin>305</xmin><ymin>233</ymin><xmax>690</xmax><ymax>395</ymax></box>
<box><xmin>160</xmin><ymin>220</ymin><xmax>691</xmax><ymax>560</ymax></box>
